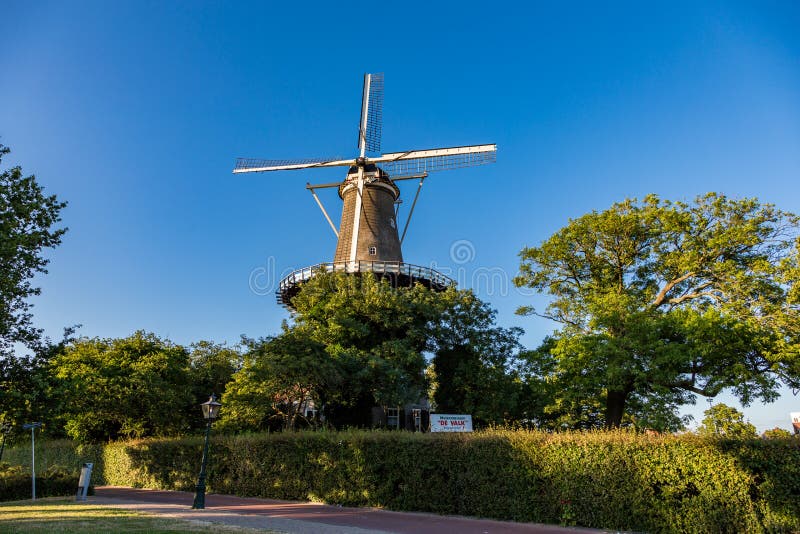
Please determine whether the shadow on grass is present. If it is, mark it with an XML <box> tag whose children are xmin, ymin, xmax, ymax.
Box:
<box><xmin>0</xmin><ymin>500</ymin><xmax>235</xmax><ymax>533</ymax></box>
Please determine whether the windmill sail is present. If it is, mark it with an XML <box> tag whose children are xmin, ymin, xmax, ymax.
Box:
<box><xmin>358</xmin><ymin>73</ymin><xmax>384</xmax><ymax>156</ymax></box>
<box><xmin>233</xmin><ymin>156</ymin><xmax>349</xmax><ymax>173</ymax></box>
<box><xmin>375</xmin><ymin>144</ymin><xmax>497</xmax><ymax>176</ymax></box>
<box><xmin>233</xmin><ymin>72</ymin><xmax>496</xmax><ymax>310</ymax></box>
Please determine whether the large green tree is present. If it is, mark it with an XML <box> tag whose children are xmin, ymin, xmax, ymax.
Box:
<box><xmin>0</xmin><ymin>143</ymin><xmax>67</xmax><ymax>432</ymax></box>
<box><xmin>186</xmin><ymin>340</ymin><xmax>242</xmax><ymax>431</ymax></box>
<box><xmin>222</xmin><ymin>272</ymin><xmax>526</xmax><ymax>430</ymax></box>
<box><xmin>0</xmin><ymin>144</ymin><xmax>67</xmax><ymax>356</ymax></box>
<box><xmin>188</xmin><ymin>341</ymin><xmax>240</xmax><ymax>395</ymax></box>
<box><xmin>697</xmin><ymin>403</ymin><xmax>757</xmax><ymax>439</ymax></box>
<box><xmin>220</xmin><ymin>330</ymin><xmax>337</xmax><ymax>431</ymax></box>
<box><xmin>520</xmin><ymin>336</ymin><xmax>693</xmax><ymax>432</ymax></box>
<box><xmin>50</xmin><ymin>331</ymin><xmax>193</xmax><ymax>442</ymax></box>
<box><xmin>430</xmin><ymin>290</ymin><xmax>526</xmax><ymax>426</ymax></box>
<box><xmin>0</xmin><ymin>327</ymin><xmax>78</xmax><ymax>438</ymax></box>
<box><xmin>290</xmin><ymin>272</ymin><xmax>451</xmax><ymax>426</ymax></box>
<box><xmin>515</xmin><ymin>193</ymin><xmax>800</xmax><ymax>428</ymax></box>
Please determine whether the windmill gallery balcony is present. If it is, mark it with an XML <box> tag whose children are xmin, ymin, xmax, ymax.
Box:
<box><xmin>276</xmin><ymin>261</ymin><xmax>454</xmax><ymax>309</ymax></box>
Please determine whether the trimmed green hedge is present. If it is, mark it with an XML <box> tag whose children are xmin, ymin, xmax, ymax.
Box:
<box><xmin>5</xmin><ymin>430</ymin><xmax>800</xmax><ymax>532</ymax></box>
<box><xmin>0</xmin><ymin>463</ymin><xmax>81</xmax><ymax>501</ymax></box>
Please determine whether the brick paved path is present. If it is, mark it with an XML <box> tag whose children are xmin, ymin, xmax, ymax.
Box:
<box><xmin>93</xmin><ymin>486</ymin><xmax>603</xmax><ymax>534</ymax></box>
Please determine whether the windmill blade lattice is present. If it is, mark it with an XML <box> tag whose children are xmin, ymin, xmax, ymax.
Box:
<box><xmin>232</xmin><ymin>72</ymin><xmax>496</xmax><ymax>310</ymax></box>
<box><xmin>376</xmin><ymin>144</ymin><xmax>496</xmax><ymax>176</ymax></box>
<box><xmin>358</xmin><ymin>73</ymin><xmax>384</xmax><ymax>154</ymax></box>
<box><xmin>233</xmin><ymin>156</ymin><xmax>346</xmax><ymax>173</ymax></box>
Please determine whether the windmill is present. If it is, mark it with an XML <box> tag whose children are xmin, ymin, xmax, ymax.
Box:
<box><xmin>234</xmin><ymin>73</ymin><xmax>497</xmax><ymax>308</ymax></box>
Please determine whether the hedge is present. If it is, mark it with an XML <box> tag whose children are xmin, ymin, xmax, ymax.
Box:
<box><xmin>0</xmin><ymin>463</ymin><xmax>82</xmax><ymax>501</ymax></box>
<box><xmin>5</xmin><ymin>430</ymin><xmax>800</xmax><ymax>532</ymax></box>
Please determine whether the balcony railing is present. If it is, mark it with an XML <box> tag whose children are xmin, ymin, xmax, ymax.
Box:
<box><xmin>276</xmin><ymin>261</ymin><xmax>454</xmax><ymax>306</ymax></box>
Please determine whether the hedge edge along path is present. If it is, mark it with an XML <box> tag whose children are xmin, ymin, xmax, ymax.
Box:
<box><xmin>5</xmin><ymin>429</ymin><xmax>800</xmax><ymax>533</ymax></box>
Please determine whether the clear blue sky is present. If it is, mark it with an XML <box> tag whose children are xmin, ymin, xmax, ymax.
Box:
<box><xmin>2</xmin><ymin>1</ymin><xmax>799</xmax><ymax>431</ymax></box>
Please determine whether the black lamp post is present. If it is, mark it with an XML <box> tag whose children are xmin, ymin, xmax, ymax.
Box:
<box><xmin>192</xmin><ymin>394</ymin><xmax>221</xmax><ymax>509</ymax></box>
<box><xmin>0</xmin><ymin>421</ymin><xmax>11</xmax><ymax>463</ymax></box>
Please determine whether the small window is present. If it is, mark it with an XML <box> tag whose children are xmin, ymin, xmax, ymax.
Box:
<box><xmin>368</xmin><ymin>246</ymin><xmax>377</xmax><ymax>256</ymax></box>
<box><xmin>387</xmin><ymin>407</ymin><xmax>400</xmax><ymax>429</ymax></box>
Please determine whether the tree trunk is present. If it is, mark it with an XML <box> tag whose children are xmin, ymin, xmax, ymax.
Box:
<box><xmin>605</xmin><ymin>389</ymin><xmax>628</xmax><ymax>428</ymax></box>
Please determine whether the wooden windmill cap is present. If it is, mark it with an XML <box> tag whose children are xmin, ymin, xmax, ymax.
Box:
<box><xmin>338</xmin><ymin>164</ymin><xmax>400</xmax><ymax>200</ymax></box>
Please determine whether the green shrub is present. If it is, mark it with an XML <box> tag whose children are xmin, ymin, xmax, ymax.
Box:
<box><xmin>4</xmin><ymin>430</ymin><xmax>800</xmax><ymax>532</ymax></box>
<box><xmin>0</xmin><ymin>463</ymin><xmax>82</xmax><ymax>501</ymax></box>
<box><xmin>3</xmin><ymin>439</ymin><xmax>104</xmax><ymax>482</ymax></box>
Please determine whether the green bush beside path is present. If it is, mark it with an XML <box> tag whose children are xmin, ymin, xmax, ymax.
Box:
<box><xmin>5</xmin><ymin>430</ymin><xmax>799</xmax><ymax>532</ymax></box>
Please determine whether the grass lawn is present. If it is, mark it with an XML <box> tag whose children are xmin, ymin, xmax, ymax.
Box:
<box><xmin>0</xmin><ymin>498</ymin><xmax>270</xmax><ymax>533</ymax></box>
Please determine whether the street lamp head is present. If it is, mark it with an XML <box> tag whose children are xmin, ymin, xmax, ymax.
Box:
<box><xmin>200</xmin><ymin>394</ymin><xmax>222</xmax><ymax>421</ymax></box>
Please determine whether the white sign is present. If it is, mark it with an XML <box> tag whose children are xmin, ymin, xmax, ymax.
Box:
<box><xmin>791</xmin><ymin>412</ymin><xmax>800</xmax><ymax>435</ymax></box>
<box><xmin>430</xmin><ymin>414</ymin><xmax>473</xmax><ymax>432</ymax></box>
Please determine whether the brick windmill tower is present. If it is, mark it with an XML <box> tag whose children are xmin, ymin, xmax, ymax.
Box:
<box><xmin>234</xmin><ymin>73</ymin><xmax>496</xmax><ymax>309</ymax></box>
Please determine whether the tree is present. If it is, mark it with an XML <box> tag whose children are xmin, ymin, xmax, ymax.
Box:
<box><xmin>515</xmin><ymin>193</ymin><xmax>800</xmax><ymax>428</ymax></box>
<box><xmin>697</xmin><ymin>403</ymin><xmax>757</xmax><ymax>439</ymax></box>
<box><xmin>188</xmin><ymin>341</ymin><xmax>240</xmax><ymax>395</ymax></box>
<box><xmin>49</xmin><ymin>331</ymin><xmax>192</xmax><ymax>442</ymax></box>
<box><xmin>0</xmin><ymin>326</ymin><xmax>78</xmax><ymax>438</ymax></box>
<box><xmin>0</xmin><ymin>144</ymin><xmax>67</xmax><ymax>357</ymax></box>
<box><xmin>519</xmin><ymin>337</ymin><xmax>690</xmax><ymax>432</ymax></box>
<box><xmin>185</xmin><ymin>340</ymin><xmax>242</xmax><ymax>431</ymax></box>
<box><xmin>220</xmin><ymin>330</ymin><xmax>337</xmax><ymax>432</ymax></box>
<box><xmin>188</xmin><ymin>341</ymin><xmax>241</xmax><ymax>395</ymax></box>
<box><xmin>0</xmin><ymin>144</ymin><xmax>67</xmax><ymax>428</ymax></box>
<box><xmin>430</xmin><ymin>290</ymin><xmax>526</xmax><ymax>426</ymax></box>
<box><xmin>762</xmin><ymin>427</ymin><xmax>793</xmax><ymax>439</ymax></box>
<box><xmin>221</xmin><ymin>272</ymin><xmax>526</xmax><ymax>430</ymax></box>
<box><xmin>289</xmin><ymin>272</ymin><xmax>451</xmax><ymax>426</ymax></box>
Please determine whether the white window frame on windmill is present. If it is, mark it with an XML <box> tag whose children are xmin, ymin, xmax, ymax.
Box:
<box><xmin>368</xmin><ymin>245</ymin><xmax>377</xmax><ymax>256</ymax></box>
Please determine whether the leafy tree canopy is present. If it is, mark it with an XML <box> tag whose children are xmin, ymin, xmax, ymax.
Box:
<box><xmin>0</xmin><ymin>144</ymin><xmax>67</xmax><ymax>356</ymax></box>
<box><xmin>221</xmin><ymin>273</ymin><xmax>526</xmax><ymax>431</ymax></box>
<box><xmin>219</xmin><ymin>330</ymin><xmax>335</xmax><ymax>432</ymax></box>
<box><xmin>50</xmin><ymin>331</ymin><xmax>193</xmax><ymax>442</ymax></box>
<box><xmin>0</xmin><ymin>143</ymin><xmax>67</xmax><ymax>436</ymax></box>
<box><xmin>515</xmin><ymin>193</ymin><xmax>800</xmax><ymax>428</ymax></box>
<box><xmin>291</xmin><ymin>273</ymin><xmax>453</xmax><ymax>414</ymax></box>
<box><xmin>188</xmin><ymin>341</ymin><xmax>241</xmax><ymax>403</ymax></box>
<box><xmin>221</xmin><ymin>273</ymin><xmax>448</xmax><ymax>431</ymax></box>
<box><xmin>697</xmin><ymin>403</ymin><xmax>757</xmax><ymax>439</ymax></box>
<box><xmin>0</xmin><ymin>327</ymin><xmax>78</xmax><ymax>437</ymax></box>
<box><xmin>762</xmin><ymin>427</ymin><xmax>793</xmax><ymax>439</ymax></box>
<box><xmin>430</xmin><ymin>290</ymin><xmax>527</xmax><ymax>426</ymax></box>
